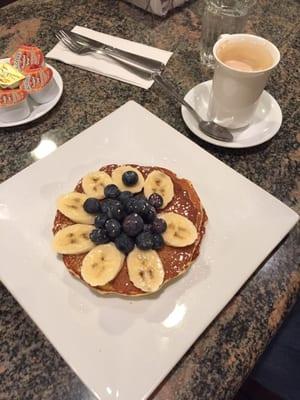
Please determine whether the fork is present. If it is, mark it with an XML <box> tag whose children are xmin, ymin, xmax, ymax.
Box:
<box><xmin>61</xmin><ymin>29</ymin><xmax>165</xmax><ymax>74</ymax></box>
<box><xmin>56</xmin><ymin>31</ymin><xmax>156</xmax><ymax>77</ymax></box>
<box><xmin>55</xmin><ymin>32</ymin><xmax>233</xmax><ymax>142</ymax></box>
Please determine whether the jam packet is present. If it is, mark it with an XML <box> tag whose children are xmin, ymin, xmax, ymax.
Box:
<box><xmin>0</xmin><ymin>89</ymin><xmax>30</xmax><ymax>122</ymax></box>
<box><xmin>10</xmin><ymin>44</ymin><xmax>45</xmax><ymax>71</ymax></box>
<box><xmin>20</xmin><ymin>66</ymin><xmax>58</xmax><ymax>104</ymax></box>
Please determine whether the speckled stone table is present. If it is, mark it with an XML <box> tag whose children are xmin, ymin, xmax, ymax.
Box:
<box><xmin>0</xmin><ymin>1</ymin><xmax>299</xmax><ymax>399</ymax></box>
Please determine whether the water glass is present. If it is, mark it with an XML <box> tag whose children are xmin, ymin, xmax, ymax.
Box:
<box><xmin>200</xmin><ymin>0</ymin><xmax>255</xmax><ymax>67</ymax></box>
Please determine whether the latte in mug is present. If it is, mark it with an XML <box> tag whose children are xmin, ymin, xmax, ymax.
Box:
<box><xmin>209</xmin><ymin>34</ymin><xmax>280</xmax><ymax>129</ymax></box>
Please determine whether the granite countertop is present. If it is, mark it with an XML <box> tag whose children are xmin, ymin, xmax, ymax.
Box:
<box><xmin>0</xmin><ymin>0</ymin><xmax>299</xmax><ymax>399</ymax></box>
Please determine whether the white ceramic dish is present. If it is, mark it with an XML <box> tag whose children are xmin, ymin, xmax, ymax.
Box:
<box><xmin>181</xmin><ymin>80</ymin><xmax>282</xmax><ymax>148</ymax></box>
<box><xmin>0</xmin><ymin>58</ymin><xmax>63</xmax><ymax>128</ymax></box>
<box><xmin>0</xmin><ymin>101</ymin><xmax>297</xmax><ymax>400</ymax></box>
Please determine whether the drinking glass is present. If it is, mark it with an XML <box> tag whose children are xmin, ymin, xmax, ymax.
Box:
<box><xmin>200</xmin><ymin>0</ymin><xmax>255</xmax><ymax>67</ymax></box>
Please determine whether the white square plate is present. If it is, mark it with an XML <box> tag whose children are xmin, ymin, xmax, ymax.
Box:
<box><xmin>0</xmin><ymin>101</ymin><xmax>298</xmax><ymax>400</ymax></box>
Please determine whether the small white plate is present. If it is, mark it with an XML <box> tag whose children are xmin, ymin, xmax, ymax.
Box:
<box><xmin>181</xmin><ymin>80</ymin><xmax>282</xmax><ymax>148</ymax></box>
<box><xmin>0</xmin><ymin>58</ymin><xmax>63</xmax><ymax>128</ymax></box>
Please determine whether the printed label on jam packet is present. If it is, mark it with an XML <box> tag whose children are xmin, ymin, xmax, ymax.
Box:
<box><xmin>20</xmin><ymin>67</ymin><xmax>53</xmax><ymax>92</ymax></box>
<box><xmin>10</xmin><ymin>45</ymin><xmax>45</xmax><ymax>71</ymax></box>
<box><xmin>0</xmin><ymin>89</ymin><xmax>27</xmax><ymax>107</ymax></box>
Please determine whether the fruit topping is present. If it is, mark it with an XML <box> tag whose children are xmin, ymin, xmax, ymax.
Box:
<box><xmin>122</xmin><ymin>170</ymin><xmax>138</xmax><ymax>186</ymax></box>
<box><xmin>81</xmin><ymin>243</ymin><xmax>125</xmax><ymax>286</ymax></box>
<box><xmin>112</xmin><ymin>165</ymin><xmax>144</xmax><ymax>193</ymax></box>
<box><xmin>104</xmin><ymin>184</ymin><xmax>120</xmax><ymax>199</ymax></box>
<box><xmin>143</xmin><ymin>206</ymin><xmax>156</xmax><ymax>223</ymax></box>
<box><xmin>105</xmin><ymin>219</ymin><xmax>121</xmax><ymax>239</ymax></box>
<box><xmin>144</xmin><ymin>170</ymin><xmax>174</xmax><ymax>208</ymax></box>
<box><xmin>118</xmin><ymin>190</ymin><xmax>133</xmax><ymax>204</ymax></box>
<box><xmin>107</xmin><ymin>199</ymin><xmax>125</xmax><ymax>221</ymax></box>
<box><xmin>143</xmin><ymin>224</ymin><xmax>152</xmax><ymax>232</ymax></box>
<box><xmin>82</xmin><ymin>171</ymin><xmax>112</xmax><ymax>199</ymax></box>
<box><xmin>127</xmin><ymin>248</ymin><xmax>164</xmax><ymax>293</ymax></box>
<box><xmin>160</xmin><ymin>212</ymin><xmax>198</xmax><ymax>247</ymax></box>
<box><xmin>115</xmin><ymin>233</ymin><xmax>135</xmax><ymax>254</ymax></box>
<box><xmin>83</xmin><ymin>197</ymin><xmax>102</xmax><ymax>214</ymax></box>
<box><xmin>89</xmin><ymin>228</ymin><xmax>110</xmax><ymax>245</ymax></box>
<box><xmin>124</xmin><ymin>197</ymin><xmax>136</xmax><ymax>214</ymax></box>
<box><xmin>132</xmin><ymin>197</ymin><xmax>149</xmax><ymax>216</ymax></box>
<box><xmin>122</xmin><ymin>213</ymin><xmax>144</xmax><ymax>237</ymax></box>
<box><xmin>148</xmin><ymin>193</ymin><xmax>163</xmax><ymax>209</ymax></box>
<box><xmin>53</xmin><ymin>224</ymin><xmax>95</xmax><ymax>254</ymax></box>
<box><xmin>57</xmin><ymin>192</ymin><xmax>95</xmax><ymax>224</ymax></box>
<box><xmin>152</xmin><ymin>217</ymin><xmax>167</xmax><ymax>234</ymax></box>
<box><xmin>94</xmin><ymin>213</ymin><xmax>108</xmax><ymax>229</ymax></box>
<box><xmin>135</xmin><ymin>232</ymin><xmax>154</xmax><ymax>250</ymax></box>
<box><xmin>152</xmin><ymin>234</ymin><xmax>165</xmax><ymax>250</ymax></box>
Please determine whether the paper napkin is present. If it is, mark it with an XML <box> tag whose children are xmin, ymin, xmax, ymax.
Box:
<box><xmin>46</xmin><ymin>26</ymin><xmax>173</xmax><ymax>89</ymax></box>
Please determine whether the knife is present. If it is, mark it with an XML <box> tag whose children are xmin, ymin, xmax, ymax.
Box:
<box><xmin>63</xmin><ymin>30</ymin><xmax>165</xmax><ymax>73</ymax></box>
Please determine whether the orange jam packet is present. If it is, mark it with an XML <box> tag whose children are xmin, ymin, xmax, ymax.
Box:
<box><xmin>10</xmin><ymin>45</ymin><xmax>45</xmax><ymax>71</ymax></box>
<box><xmin>0</xmin><ymin>89</ymin><xmax>28</xmax><ymax>107</ymax></box>
<box><xmin>20</xmin><ymin>66</ymin><xmax>53</xmax><ymax>92</ymax></box>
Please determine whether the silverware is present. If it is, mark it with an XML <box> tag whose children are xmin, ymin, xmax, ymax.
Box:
<box><xmin>61</xmin><ymin>29</ymin><xmax>165</xmax><ymax>73</ymax></box>
<box><xmin>55</xmin><ymin>32</ymin><xmax>233</xmax><ymax>142</ymax></box>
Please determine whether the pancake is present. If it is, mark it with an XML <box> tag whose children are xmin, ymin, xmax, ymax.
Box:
<box><xmin>53</xmin><ymin>164</ymin><xmax>207</xmax><ymax>296</ymax></box>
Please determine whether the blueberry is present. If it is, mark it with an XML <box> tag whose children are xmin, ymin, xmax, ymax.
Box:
<box><xmin>118</xmin><ymin>190</ymin><xmax>133</xmax><ymax>204</ymax></box>
<box><xmin>123</xmin><ymin>213</ymin><xmax>144</xmax><ymax>237</ymax></box>
<box><xmin>124</xmin><ymin>197</ymin><xmax>136</xmax><ymax>214</ymax></box>
<box><xmin>152</xmin><ymin>234</ymin><xmax>164</xmax><ymax>250</ymax></box>
<box><xmin>148</xmin><ymin>193</ymin><xmax>163</xmax><ymax>209</ymax></box>
<box><xmin>102</xmin><ymin>199</ymin><xmax>125</xmax><ymax>220</ymax></box>
<box><xmin>105</xmin><ymin>219</ymin><xmax>121</xmax><ymax>239</ymax></box>
<box><xmin>143</xmin><ymin>224</ymin><xmax>152</xmax><ymax>232</ymax></box>
<box><xmin>95</xmin><ymin>213</ymin><xmax>108</xmax><ymax>228</ymax></box>
<box><xmin>135</xmin><ymin>232</ymin><xmax>154</xmax><ymax>250</ymax></box>
<box><xmin>122</xmin><ymin>171</ymin><xmax>138</xmax><ymax>186</ymax></box>
<box><xmin>152</xmin><ymin>217</ymin><xmax>167</xmax><ymax>234</ymax></box>
<box><xmin>100</xmin><ymin>198</ymin><xmax>113</xmax><ymax>214</ymax></box>
<box><xmin>109</xmin><ymin>200</ymin><xmax>125</xmax><ymax>221</ymax></box>
<box><xmin>133</xmin><ymin>198</ymin><xmax>150</xmax><ymax>216</ymax></box>
<box><xmin>83</xmin><ymin>198</ymin><xmax>101</xmax><ymax>214</ymax></box>
<box><xmin>134</xmin><ymin>194</ymin><xmax>147</xmax><ymax>202</ymax></box>
<box><xmin>115</xmin><ymin>233</ymin><xmax>135</xmax><ymax>254</ymax></box>
<box><xmin>104</xmin><ymin>184</ymin><xmax>120</xmax><ymax>199</ymax></box>
<box><xmin>89</xmin><ymin>228</ymin><xmax>110</xmax><ymax>244</ymax></box>
<box><xmin>143</xmin><ymin>206</ymin><xmax>156</xmax><ymax>223</ymax></box>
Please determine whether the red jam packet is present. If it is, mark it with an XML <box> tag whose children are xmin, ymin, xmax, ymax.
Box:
<box><xmin>0</xmin><ymin>89</ymin><xmax>27</xmax><ymax>107</ymax></box>
<box><xmin>10</xmin><ymin>45</ymin><xmax>45</xmax><ymax>71</ymax></box>
<box><xmin>20</xmin><ymin>67</ymin><xmax>53</xmax><ymax>92</ymax></box>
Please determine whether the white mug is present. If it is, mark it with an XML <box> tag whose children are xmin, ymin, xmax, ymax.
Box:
<box><xmin>208</xmin><ymin>34</ymin><xmax>280</xmax><ymax>129</ymax></box>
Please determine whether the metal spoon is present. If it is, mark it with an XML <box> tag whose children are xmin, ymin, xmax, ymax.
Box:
<box><xmin>153</xmin><ymin>74</ymin><xmax>233</xmax><ymax>142</ymax></box>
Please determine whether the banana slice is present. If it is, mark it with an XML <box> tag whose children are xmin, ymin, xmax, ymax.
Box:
<box><xmin>127</xmin><ymin>247</ymin><xmax>164</xmax><ymax>293</ymax></box>
<box><xmin>82</xmin><ymin>171</ymin><xmax>112</xmax><ymax>199</ymax></box>
<box><xmin>81</xmin><ymin>243</ymin><xmax>125</xmax><ymax>287</ymax></box>
<box><xmin>112</xmin><ymin>165</ymin><xmax>144</xmax><ymax>193</ymax></box>
<box><xmin>53</xmin><ymin>224</ymin><xmax>95</xmax><ymax>254</ymax></box>
<box><xmin>57</xmin><ymin>192</ymin><xmax>95</xmax><ymax>224</ymax></box>
<box><xmin>160</xmin><ymin>212</ymin><xmax>198</xmax><ymax>247</ymax></box>
<box><xmin>144</xmin><ymin>170</ymin><xmax>174</xmax><ymax>208</ymax></box>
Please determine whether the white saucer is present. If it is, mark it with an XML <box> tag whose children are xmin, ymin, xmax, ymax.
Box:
<box><xmin>181</xmin><ymin>80</ymin><xmax>282</xmax><ymax>148</ymax></box>
<box><xmin>0</xmin><ymin>58</ymin><xmax>63</xmax><ymax>128</ymax></box>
